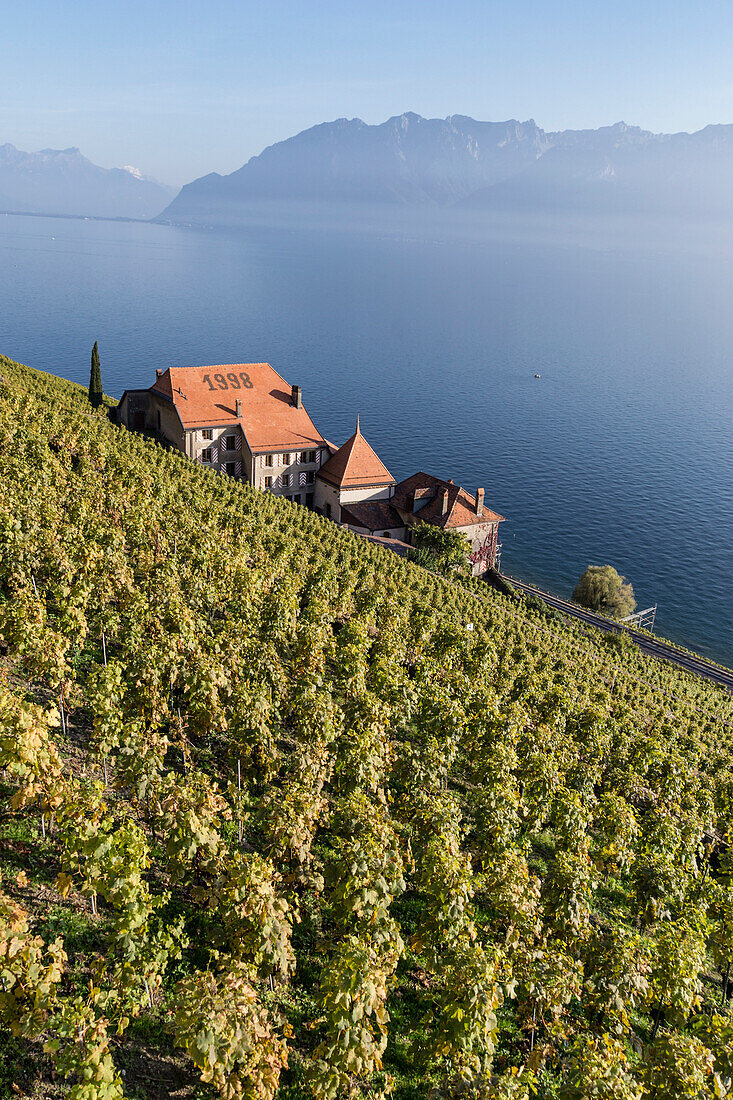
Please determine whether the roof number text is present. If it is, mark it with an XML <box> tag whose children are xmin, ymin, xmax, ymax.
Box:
<box><xmin>202</xmin><ymin>372</ymin><xmax>253</xmax><ymax>391</ymax></box>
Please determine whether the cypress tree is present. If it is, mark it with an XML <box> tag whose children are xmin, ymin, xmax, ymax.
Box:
<box><xmin>88</xmin><ymin>341</ymin><xmax>103</xmax><ymax>408</ymax></box>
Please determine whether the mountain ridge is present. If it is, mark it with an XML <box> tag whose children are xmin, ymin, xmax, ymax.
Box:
<box><xmin>158</xmin><ymin>112</ymin><xmax>733</xmax><ymax>223</ymax></box>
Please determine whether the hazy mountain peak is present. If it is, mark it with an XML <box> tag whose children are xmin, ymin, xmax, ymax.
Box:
<box><xmin>0</xmin><ymin>142</ymin><xmax>177</xmax><ymax>219</ymax></box>
<box><xmin>38</xmin><ymin>146</ymin><xmax>85</xmax><ymax>159</ymax></box>
<box><xmin>387</xmin><ymin>111</ymin><xmax>423</xmax><ymax>126</ymax></box>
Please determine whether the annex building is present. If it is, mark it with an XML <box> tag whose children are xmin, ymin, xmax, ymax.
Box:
<box><xmin>116</xmin><ymin>363</ymin><xmax>505</xmax><ymax>575</ymax></box>
<box><xmin>317</xmin><ymin>420</ymin><xmax>505</xmax><ymax>575</ymax></box>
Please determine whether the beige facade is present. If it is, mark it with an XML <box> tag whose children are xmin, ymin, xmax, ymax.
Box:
<box><xmin>314</xmin><ymin>476</ymin><xmax>342</xmax><ymax>520</ymax></box>
<box><xmin>253</xmin><ymin>447</ymin><xmax>324</xmax><ymax>502</ymax></box>
<box><xmin>169</xmin><ymin>422</ymin><xmax>327</xmax><ymax>503</ymax></box>
<box><xmin>316</xmin><ymin>476</ymin><xmax>393</xmax><ymax>515</ymax></box>
<box><xmin>185</xmin><ymin>424</ymin><xmax>247</xmax><ymax>478</ymax></box>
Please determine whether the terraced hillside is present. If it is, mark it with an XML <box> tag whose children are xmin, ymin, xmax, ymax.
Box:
<box><xmin>2</xmin><ymin>353</ymin><xmax>733</xmax><ymax>1100</ymax></box>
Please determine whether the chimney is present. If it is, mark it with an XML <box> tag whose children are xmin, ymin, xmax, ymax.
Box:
<box><xmin>475</xmin><ymin>488</ymin><xmax>485</xmax><ymax>516</ymax></box>
<box><xmin>292</xmin><ymin>384</ymin><xmax>302</xmax><ymax>409</ymax></box>
<box><xmin>441</xmin><ymin>488</ymin><xmax>449</xmax><ymax>515</ymax></box>
<box><xmin>155</xmin><ymin>368</ymin><xmax>163</xmax><ymax>378</ymax></box>
<box><xmin>235</xmin><ymin>398</ymin><xmax>242</xmax><ymax>417</ymax></box>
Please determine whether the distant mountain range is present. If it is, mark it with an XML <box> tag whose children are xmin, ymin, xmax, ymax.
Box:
<box><xmin>0</xmin><ymin>144</ymin><xmax>177</xmax><ymax>220</ymax></box>
<box><xmin>8</xmin><ymin>115</ymin><xmax>733</xmax><ymax>224</ymax></box>
<box><xmin>159</xmin><ymin>112</ymin><xmax>733</xmax><ymax>224</ymax></box>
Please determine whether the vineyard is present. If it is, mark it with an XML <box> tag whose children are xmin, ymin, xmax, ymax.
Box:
<box><xmin>3</xmin><ymin>352</ymin><xmax>733</xmax><ymax>1100</ymax></box>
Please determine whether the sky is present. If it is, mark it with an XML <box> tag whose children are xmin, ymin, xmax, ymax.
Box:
<box><xmin>4</xmin><ymin>0</ymin><xmax>733</xmax><ymax>186</ymax></box>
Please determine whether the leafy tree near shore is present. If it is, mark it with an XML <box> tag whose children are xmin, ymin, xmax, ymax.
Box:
<box><xmin>572</xmin><ymin>564</ymin><xmax>636</xmax><ymax>619</ymax></box>
<box><xmin>88</xmin><ymin>341</ymin><xmax>102</xmax><ymax>408</ymax></box>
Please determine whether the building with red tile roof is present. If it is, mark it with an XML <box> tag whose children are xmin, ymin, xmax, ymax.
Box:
<box><xmin>391</xmin><ymin>472</ymin><xmax>505</xmax><ymax>531</ymax></box>
<box><xmin>115</xmin><ymin>363</ymin><xmax>328</xmax><ymax>504</ymax></box>
<box><xmin>391</xmin><ymin>472</ymin><xmax>505</xmax><ymax>573</ymax></box>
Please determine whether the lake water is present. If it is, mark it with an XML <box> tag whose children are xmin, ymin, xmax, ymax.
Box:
<box><xmin>2</xmin><ymin>206</ymin><xmax>732</xmax><ymax>666</ymax></box>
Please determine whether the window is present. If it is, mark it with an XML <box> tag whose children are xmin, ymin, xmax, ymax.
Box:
<box><xmin>292</xmin><ymin>495</ymin><xmax>301</xmax><ymax>505</ymax></box>
<box><xmin>157</xmin><ymin>410</ymin><xmax>161</xmax><ymax>430</ymax></box>
<box><xmin>305</xmin><ymin>471</ymin><xmax>315</xmax><ymax>485</ymax></box>
<box><xmin>283</xmin><ymin>452</ymin><xmax>291</xmax><ymax>465</ymax></box>
<box><xmin>265</xmin><ymin>454</ymin><xmax>274</xmax><ymax>467</ymax></box>
<box><xmin>201</xmin><ymin>448</ymin><xmax>213</xmax><ymax>463</ymax></box>
<box><xmin>282</xmin><ymin>473</ymin><xmax>291</xmax><ymax>488</ymax></box>
<box><xmin>306</xmin><ymin>494</ymin><xmax>314</xmax><ymax>510</ymax></box>
<box><xmin>264</xmin><ymin>476</ymin><xmax>273</xmax><ymax>489</ymax></box>
<box><xmin>325</xmin><ymin>502</ymin><xmax>332</xmax><ymax>519</ymax></box>
<box><xmin>306</xmin><ymin>450</ymin><xmax>316</xmax><ymax>463</ymax></box>
<box><xmin>202</xmin><ymin>429</ymin><xmax>213</xmax><ymax>441</ymax></box>
<box><xmin>224</xmin><ymin>435</ymin><xmax>236</xmax><ymax>451</ymax></box>
<box><xmin>225</xmin><ymin>462</ymin><xmax>236</xmax><ymax>476</ymax></box>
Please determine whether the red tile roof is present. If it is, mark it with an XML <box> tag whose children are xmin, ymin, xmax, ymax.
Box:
<box><xmin>340</xmin><ymin>500</ymin><xmax>404</xmax><ymax>531</ymax></box>
<box><xmin>318</xmin><ymin>418</ymin><xmax>395</xmax><ymax>489</ymax></box>
<box><xmin>151</xmin><ymin>364</ymin><xmax>324</xmax><ymax>452</ymax></box>
<box><xmin>392</xmin><ymin>472</ymin><xmax>505</xmax><ymax>530</ymax></box>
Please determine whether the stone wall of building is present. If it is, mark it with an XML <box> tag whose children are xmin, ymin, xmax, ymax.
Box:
<box><xmin>187</xmin><ymin>424</ymin><xmax>246</xmax><ymax>479</ymax></box>
<box><xmin>455</xmin><ymin>520</ymin><xmax>500</xmax><ymax>576</ymax></box>
<box><xmin>314</xmin><ymin>476</ymin><xmax>342</xmax><ymax>520</ymax></box>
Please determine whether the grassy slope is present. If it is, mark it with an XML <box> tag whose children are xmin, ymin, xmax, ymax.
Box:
<box><xmin>2</xmin><ymin>353</ymin><xmax>733</xmax><ymax>1100</ymax></box>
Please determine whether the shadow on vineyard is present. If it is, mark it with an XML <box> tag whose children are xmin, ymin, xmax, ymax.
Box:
<box><xmin>3</xmin><ymin>352</ymin><xmax>733</xmax><ymax>1099</ymax></box>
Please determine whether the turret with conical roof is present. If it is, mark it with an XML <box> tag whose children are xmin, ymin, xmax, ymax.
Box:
<box><xmin>317</xmin><ymin>417</ymin><xmax>395</xmax><ymax>491</ymax></box>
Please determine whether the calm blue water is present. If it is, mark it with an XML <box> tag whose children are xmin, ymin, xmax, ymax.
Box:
<box><xmin>2</xmin><ymin>207</ymin><xmax>732</xmax><ymax>666</ymax></box>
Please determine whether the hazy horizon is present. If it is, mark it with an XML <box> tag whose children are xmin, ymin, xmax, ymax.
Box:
<box><xmin>6</xmin><ymin>0</ymin><xmax>733</xmax><ymax>184</ymax></box>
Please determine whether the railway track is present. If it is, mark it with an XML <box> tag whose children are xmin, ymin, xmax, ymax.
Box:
<box><xmin>502</xmin><ymin>574</ymin><xmax>733</xmax><ymax>694</ymax></box>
